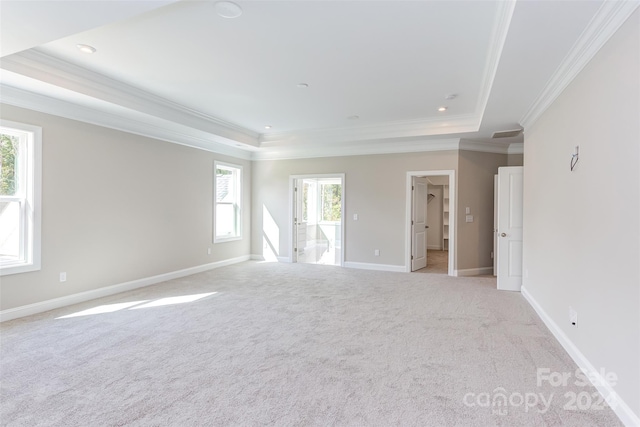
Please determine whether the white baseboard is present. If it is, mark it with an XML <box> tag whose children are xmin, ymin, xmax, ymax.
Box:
<box><xmin>522</xmin><ymin>286</ymin><xmax>640</xmax><ymax>427</ymax></box>
<box><xmin>344</xmin><ymin>261</ymin><xmax>405</xmax><ymax>273</ymax></box>
<box><xmin>427</xmin><ymin>245</ymin><xmax>443</xmax><ymax>250</ymax></box>
<box><xmin>0</xmin><ymin>255</ymin><xmax>251</xmax><ymax>323</ymax></box>
<box><xmin>453</xmin><ymin>267</ymin><xmax>494</xmax><ymax>277</ymax></box>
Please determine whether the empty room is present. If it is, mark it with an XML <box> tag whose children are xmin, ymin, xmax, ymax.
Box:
<box><xmin>1</xmin><ymin>1</ymin><xmax>638</xmax><ymax>426</ymax></box>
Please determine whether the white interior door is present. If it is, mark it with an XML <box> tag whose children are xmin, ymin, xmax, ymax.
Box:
<box><xmin>412</xmin><ymin>177</ymin><xmax>428</xmax><ymax>271</ymax></box>
<box><xmin>497</xmin><ymin>166</ymin><xmax>524</xmax><ymax>291</ymax></box>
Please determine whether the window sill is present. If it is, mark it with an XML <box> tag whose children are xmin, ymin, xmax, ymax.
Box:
<box><xmin>214</xmin><ymin>235</ymin><xmax>242</xmax><ymax>244</ymax></box>
<box><xmin>0</xmin><ymin>260</ymin><xmax>41</xmax><ymax>276</ymax></box>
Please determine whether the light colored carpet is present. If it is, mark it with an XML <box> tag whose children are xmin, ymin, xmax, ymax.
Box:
<box><xmin>0</xmin><ymin>261</ymin><xmax>622</xmax><ymax>426</ymax></box>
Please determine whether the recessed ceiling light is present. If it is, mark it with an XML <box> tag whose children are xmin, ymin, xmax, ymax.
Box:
<box><xmin>76</xmin><ymin>44</ymin><xmax>96</xmax><ymax>54</ymax></box>
<box><xmin>438</xmin><ymin>106</ymin><xmax>448</xmax><ymax>112</ymax></box>
<box><xmin>348</xmin><ymin>115</ymin><xmax>359</xmax><ymax>120</ymax></box>
<box><xmin>215</xmin><ymin>1</ymin><xmax>242</xmax><ymax>18</ymax></box>
<box><xmin>445</xmin><ymin>93</ymin><xmax>458</xmax><ymax>100</ymax></box>
<box><xmin>297</xmin><ymin>83</ymin><xmax>309</xmax><ymax>88</ymax></box>
<box><xmin>264</xmin><ymin>125</ymin><xmax>272</xmax><ymax>130</ymax></box>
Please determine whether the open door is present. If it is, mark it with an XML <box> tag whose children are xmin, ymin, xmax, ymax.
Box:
<box><xmin>292</xmin><ymin>175</ymin><xmax>343</xmax><ymax>266</ymax></box>
<box><xmin>496</xmin><ymin>166</ymin><xmax>524</xmax><ymax>291</ymax></box>
<box><xmin>411</xmin><ymin>176</ymin><xmax>428</xmax><ymax>271</ymax></box>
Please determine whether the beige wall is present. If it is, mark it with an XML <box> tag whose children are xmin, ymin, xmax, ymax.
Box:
<box><xmin>252</xmin><ymin>151</ymin><xmax>458</xmax><ymax>268</ymax></box>
<box><xmin>0</xmin><ymin>105</ymin><xmax>251</xmax><ymax>311</ymax></box>
<box><xmin>508</xmin><ymin>153</ymin><xmax>524</xmax><ymax>166</ymax></box>
<box><xmin>457</xmin><ymin>150</ymin><xmax>507</xmax><ymax>271</ymax></box>
<box><xmin>523</xmin><ymin>10</ymin><xmax>639</xmax><ymax>419</ymax></box>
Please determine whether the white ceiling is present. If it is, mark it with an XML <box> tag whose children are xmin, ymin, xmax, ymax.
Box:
<box><xmin>1</xmin><ymin>0</ymin><xmax>636</xmax><ymax>160</ymax></box>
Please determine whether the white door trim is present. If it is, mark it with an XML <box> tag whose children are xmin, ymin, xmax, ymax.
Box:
<box><xmin>405</xmin><ymin>170</ymin><xmax>456</xmax><ymax>275</ymax></box>
<box><xmin>289</xmin><ymin>173</ymin><xmax>346</xmax><ymax>266</ymax></box>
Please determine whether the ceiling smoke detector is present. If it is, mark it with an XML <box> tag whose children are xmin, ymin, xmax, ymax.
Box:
<box><xmin>76</xmin><ymin>44</ymin><xmax>96</xmax><ymax>54</ymax></box>
<box><xmin>492</xmin><ymin>129</ymin><xmax>523</xmax><ymax>138</ymax></box>
<box><xmin>215</xmin><ymin>1</ymin><xmax>242</xmax><ymax>18</ymax></box>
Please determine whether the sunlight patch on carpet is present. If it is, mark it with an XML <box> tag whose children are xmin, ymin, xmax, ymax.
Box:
<box><xmin>56</xmin><ymin>292</ymin><xmax>218</xmax><ymax>319</ymax></box>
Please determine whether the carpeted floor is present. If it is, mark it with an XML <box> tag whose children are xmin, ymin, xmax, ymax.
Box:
<box><xmin>0</xmin><ymin>261</ymin><xmax>622</xmax><ymax>426</ymax></box>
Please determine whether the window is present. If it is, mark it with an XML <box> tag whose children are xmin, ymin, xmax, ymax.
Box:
<box><xmin>214</xmin><ymin>161</ymin><xmax>242</xmax><ymax>242</ymax></box>
<box><xmin>0</xmin><ymin>120</ymin><xmax>41</xmax><ymax>276</ymax></box>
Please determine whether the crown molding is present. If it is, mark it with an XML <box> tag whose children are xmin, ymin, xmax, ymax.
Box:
<box><xmin>252</xmin><ymin>138</ymin><xmax>462</xmax><ymax>161</ymax></box>
<box><xmin>1</xmin><ymin>49</ymin><xmax>260</xmax><ymax>147</ymax></box>
<box><xmin>1</xmin><ymin>84</ymin><xmax>519</xmax><ymax>162</ymax></box>
<box><xmin>475</xmin><ymin>0</ymin><xmax>517</xmax><ymax>120</ymax></box>
<box><xmin>458</xmin><ymin>139</ymin><xmax>511</xmax><ymax>155</ymax></box>
<box><xmin>253</xmin><ymin>137</ymin><xmax>518</xmax><ymax>161</ymax></box>
<box><xmin>519</xmin><ymin>0</ymin><xmax>640</xmax><ymax>130</ymax></box>
<box><xmin>507</xmin><ymin>142</ymin><xmax>524</xmax><ymax>155</ymax></box>
<box><xmin>0</xmin><ymin>84</ymin><xmax>252</xmax><ymax>160</ymax></box>
<box><xmin>259</xmin><ymin>114</ymin><xmax>479</xmax><ymax>147</ymax></box>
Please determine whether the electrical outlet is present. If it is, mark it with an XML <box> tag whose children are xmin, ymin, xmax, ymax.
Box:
<box><xmin>60</xmin><ymin>272</ymin><xmax>67</xmax><ymax>282</ymax></box>
<box><xmin>353</xmin><ymin>214</ymin><xmax>358</xmax><ymax>221</ymax></box>
<box><xmin>207</xmin><ymin>248</ymin><xmax>211</xmax><ymax>255</ymax></box>
<box><xmin>374</xmin><ymin>249</ymin><xmax>380</xmax><ymax>256</ymax></box>
<box><xmin>569</xmin><ymin>307</ymin><xmax>578</xmax><ymax>327</ymax></box>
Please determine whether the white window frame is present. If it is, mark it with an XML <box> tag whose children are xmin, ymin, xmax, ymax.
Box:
<box><xmin>0</xmin><ymin>120</ymin><xmax>42</xmax><ymax>276</ymax></box>
<box><xmin>214</xmin><ymin>161</ymin><xmax>242</xmax><ymax>243</ymax></box>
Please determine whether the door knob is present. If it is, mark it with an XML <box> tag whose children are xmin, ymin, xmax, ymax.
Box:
<box><xmin>501</xmin><ymin>233</ymin><xmax>507</xmax><ymax>237</ymax></box>
<box><xmin>425</xmin><ymin>225</ymin><xmax>429</xmax><ymax>229</ymax></box>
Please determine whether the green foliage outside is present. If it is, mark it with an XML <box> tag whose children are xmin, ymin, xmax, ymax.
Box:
<box><xmin>322</xmin><ymin>184</ymin><xmax>341</xmax><ymax>221</ymax></box>
<box><xmin>0</xmin><ymin>134</ymin><xmax>18</xmax><ymax>196</ymax></box>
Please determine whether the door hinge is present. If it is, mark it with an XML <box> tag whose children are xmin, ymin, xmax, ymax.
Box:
<box><xmin>412</xmin><ymin>220</ymin><xmax>414</xmax><ymax>225</ymax></box>
<box><xmin>412</xmin><ymin>185</ymin><xmax>414</xmax><ymax>190</ymax></box>
<box><xmin>294</xmin><ymin>248</ymin><xmax>297</xmax><ymax>252</ymax></box>
<box><xmin>411</xmin><ymin>255</ymin><xmax>414</xmax><ymax>260</ymax></box>
<box><xmin>294</xmin><ymin>187</ymin><xmax>297</xmax><ymax>192</ymax></box>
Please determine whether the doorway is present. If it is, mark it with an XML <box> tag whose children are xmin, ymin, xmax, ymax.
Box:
<box><xmin>406</xmin><ymin>170</ymin><xmax>455</xmax><ymax>275</ymax></box>
<box><xmin>290</xmin><ymin>174</ymin><xmax>345</xmax><ymax>266</ymax></box>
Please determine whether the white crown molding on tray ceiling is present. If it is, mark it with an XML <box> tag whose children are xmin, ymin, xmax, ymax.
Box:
<box><xmin>258</xmin><ymin>113</ymin><xmax>480</xmax><ymax>147</ymax></box>
<box><xmin>252</xmin><ymin>138</ymin><xmax>517</xmax><ymax>161</ymax></box>
<box><xmin>473</xmin><ymin>0</ymin><xmax>517</xmax><ymax>122</ymax></box>
<box><xmin>0</xmin><ymin>49</ymin><xmax>261</xmax><ymax>148</ymax></box>
<box><xmin>519</xmin><ymin>0</ymin><xmax>639</xmax><ymax>130</ymax></box>
<box><xmin>0</xmin><ymin>84</ymin><xmax>253</xmax><ymax>160</ymax></box>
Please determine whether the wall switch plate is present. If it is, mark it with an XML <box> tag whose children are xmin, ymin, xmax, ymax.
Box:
<box><xmin>353</xmin><ymin>214</ymin><xmax>358</xmax><ymax>221</ymax></box>
<box><xmin>466</xmin><ymin>215</ymin><xmax>474</xmax><ymax>223</ymax></box>
<box><xmin>207</xmin><ymin>248</ymin><xmax>211</xmax><ymax>255</ymax></box>
<box><xmin>569</xmin><ymin>307</ymin><xmax>578</xmax><ymax>327</ymax></box>
<box><xmin>374</xmin><ymin>249</ymin><xmax>380</xmax><ymax>256</ymax></box>
<box><xmin>466</xmin><ymin>207</ymin><xmax>471</xmax><ymax>214</ymax></box>
<box><xmin>60</xmin><ymin>272</ymin><xmax>67</xmax><ymax>282</ymax></box>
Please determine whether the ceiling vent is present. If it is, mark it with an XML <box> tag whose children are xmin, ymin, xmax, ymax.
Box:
<box><xmin>492</xmin><ymin>129</ymin><xmax>522</xmax><ymax>139</ymax></box>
